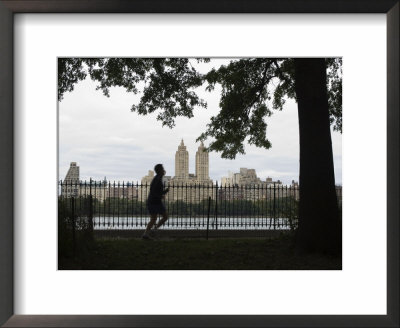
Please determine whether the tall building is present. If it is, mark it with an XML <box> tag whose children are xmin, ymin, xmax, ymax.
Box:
<box><xmin>61</xmin><ymin>162</ymin><xmax>80</xmax><ymax>197</ymax></box>
<box><xmin>64</xmin><ymin>162</ymin><xmax>79</xmax><ymax>183</ymax></box>
<box><xmin>175</xmin><ymin>139</ymin><xmax>189</xmax><ymax>180</ymax></box>
<box><xmin>195</xmin><ymin>141</ymin><xmax>209</xmax><ymax>181</ymax></box>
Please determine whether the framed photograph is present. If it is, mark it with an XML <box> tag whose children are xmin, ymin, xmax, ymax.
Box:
<box><xmin>1</xmin><ymin>1</ymin><xmax>398</xmax><ymax>327</ymax></box>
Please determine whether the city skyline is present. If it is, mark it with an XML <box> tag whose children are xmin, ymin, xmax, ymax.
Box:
<box><xmin>60</xmin><ymin>134</ymin><xmax>341</xmax><ymax>185</ymax></box>
<box><xmin>62</xmin><ymin>137</ymin><xmax>297</xmax><ymax>187</ymax></box>
<box><xmin>61</xmin><ymin>160</ymin><xmax>291</xmax><ymax>185</ymax></box>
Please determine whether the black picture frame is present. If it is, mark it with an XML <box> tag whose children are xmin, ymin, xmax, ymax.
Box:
<box><xmin>0</xmin><ymin>1</ymin><xmax>398</xmax><ymax>327</ymax></box>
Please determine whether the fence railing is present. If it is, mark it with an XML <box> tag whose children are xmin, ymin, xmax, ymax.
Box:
<box><xmin>58</xmin><ymin>179</ymin><xmax>342</xmax><ymax>234</ymax></box>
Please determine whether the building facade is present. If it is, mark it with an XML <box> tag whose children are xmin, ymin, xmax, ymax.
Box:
<box><xmin>219</xmin><ymin>168</ymin><xmax>294</xmax><ymax>201</ymax></box>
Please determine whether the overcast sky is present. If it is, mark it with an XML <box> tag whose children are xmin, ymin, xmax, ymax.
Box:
<box><xmin>59</xmin><ymin>59</ymin><xmax>342</xmax><ymax>185</ymax></box>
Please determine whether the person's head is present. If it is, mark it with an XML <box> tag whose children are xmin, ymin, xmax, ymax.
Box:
<box><xmin>154</xmin><ymin>164</ymin><xmax>165</xmax><ymax>176</ymax></box>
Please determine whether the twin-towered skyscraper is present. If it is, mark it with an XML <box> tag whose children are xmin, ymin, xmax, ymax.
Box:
<box><xmin>175</xmin><ymin>139</ymin><xmax>209</xmax><ymax>182</ymax></box>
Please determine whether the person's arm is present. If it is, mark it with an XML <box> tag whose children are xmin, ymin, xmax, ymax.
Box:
<box><xmin>162</xmin><ymin>185</ymin><xmax>169</xmax><ymax>195</ymax></box>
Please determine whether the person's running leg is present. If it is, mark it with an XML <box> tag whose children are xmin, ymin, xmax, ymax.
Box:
<box><xmin>143</xmin><ymin>214</ymin><xmax>157</xmax><ymax>238</ymax></box>
<box><xmin>155</xmin><ymin>211</ymin><xmax>168</xmax><ymax>229</ymax></box>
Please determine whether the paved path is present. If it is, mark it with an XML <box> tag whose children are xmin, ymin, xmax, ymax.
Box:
<box><xmin>94</xmin><ymin>229</ymin><xmax>290</xmax><ymax>239</ymax></box>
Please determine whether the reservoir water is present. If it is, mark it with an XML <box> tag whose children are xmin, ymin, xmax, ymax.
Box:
<box><xmin>92</xmin><ymin>216</ymin><xmax>297</xmax><ymax>230</ymax></box>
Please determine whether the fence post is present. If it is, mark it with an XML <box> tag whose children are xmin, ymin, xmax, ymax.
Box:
<box><xmin>88</xmin><ymin>178</ymin><xmax>94</xmax><ymax>238</ymax></box>
<box><xmin>288</xmin><ymin>186</ymin><xmax>294</xmax><ymax>231</ymax></box>
<box><xmin>215</xmin><ymin>181</ymin><xmax>218</xmax><ymax>230</ymax></box>
<box><xmin>206</xmin><ymin>196</ymin><xmax>211</xmax><ymax>240</ymax></box>
<box><xmin>71</xmin><ymin>196</ymin><xmax>76</xmax><ymax>256</ymax></box>
<box><xmin>273</xmin><ymin>182</ymin><xmax>276</xmax><ymax>230</ymax></box>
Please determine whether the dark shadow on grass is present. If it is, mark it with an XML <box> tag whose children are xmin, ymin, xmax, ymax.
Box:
<box><xmin>58</xmin><ymin>233</ymin><xmax>341</xmax><ymax>270</ymax></box>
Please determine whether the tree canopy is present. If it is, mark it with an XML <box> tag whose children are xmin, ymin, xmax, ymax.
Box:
<box><xmin>58</xmin><ymin>58</ymin><xmax>341</xmax><ymax>159</ymax></box>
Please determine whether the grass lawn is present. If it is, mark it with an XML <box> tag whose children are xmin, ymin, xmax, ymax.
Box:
<box><xmin>59</xmin><ymin>233</ymin><xmax>341</xmax><ymax>270</ymax></box>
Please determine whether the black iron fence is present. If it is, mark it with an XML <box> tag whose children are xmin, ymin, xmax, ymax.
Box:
<box><xmin>58</xmin><ymin>180</ymin><xmax>342</xmax><ymax>239</ymax></box>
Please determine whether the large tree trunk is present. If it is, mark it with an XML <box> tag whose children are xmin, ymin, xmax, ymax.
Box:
<box><xmin>294</xmin><ymin>58</ymin><xmax>341</xmax><ymax>255</ymax></box>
